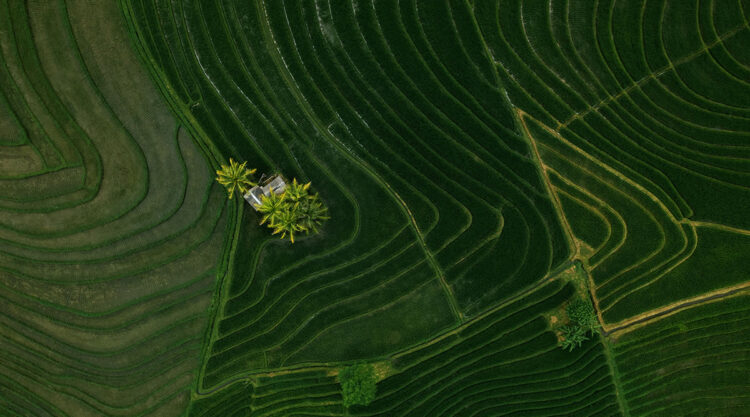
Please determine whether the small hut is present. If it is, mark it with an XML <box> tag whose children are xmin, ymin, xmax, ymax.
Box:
<box><xmin>243</xmin><ymin>174</ymin><xmax>286</xmax><ymax>210</ymax></box>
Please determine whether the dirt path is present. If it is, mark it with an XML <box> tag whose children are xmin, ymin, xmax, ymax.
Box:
<box><xmin>602</xmin><ymin>281</ymin><xmax>750</xmax><ymax>337</ymax></box>
<box><xmin>682</xmin><ymin>220</ymin><xmax>750</xmax><ymax>236</ymax></box>
<box><xmin>515</xmin><ymin>109</ymin><xmax>581</xmax><ymax>259</ymax></box>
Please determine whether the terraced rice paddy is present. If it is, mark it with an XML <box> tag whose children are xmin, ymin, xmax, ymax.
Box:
<box><xmin>123</xmin><ymin>0</ymin><xmax>572</xmax><ymax>392</ymax></box>
<box><xmin>1</xmin><ymin>0</ymin><xmax>748</xmax><ymax>416</ymax></box>
<box><xmin>612</xmin><ymin>293</ymin><xmax>750</xmax><ymax>416</ymax></box>
<box><xmin>478</xmin><ymin>0</ymin><xmax>750</xmax><ymax>323</ymax></box>
<box><xmin>0</xmin><ymin>1</ymin><xmax>232</xmax><ymax>415</ymax></box>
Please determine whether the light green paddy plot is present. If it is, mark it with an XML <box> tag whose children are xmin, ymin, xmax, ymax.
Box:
<box><xmin>0</xmin><ymin>1</ymin><xmax>232</xmax><ymax>416</ymax></box>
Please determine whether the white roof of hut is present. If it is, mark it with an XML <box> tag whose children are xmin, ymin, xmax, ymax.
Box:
<box><xmin>243</xmin><ymin>175</ymin><xmax>286</xmax><ymax>211</ymax></box>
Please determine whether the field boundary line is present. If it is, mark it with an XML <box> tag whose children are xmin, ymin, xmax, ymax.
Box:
<box><xmin>544</xmin><ymin>166</ymin><xmax>629</xmax><ymax>270</ymax></box>
<box><xmin>251</xmin><ymin>0</ymin><xmax>465</xmax><ymax>324</ymax></box>
<box><xmin>559</xmin><ymin>23</ymin><xmax>748</xmax><ymax>130</ymax></box>
<box><xmin>192</xmin><ymin>365</ymin><xmax>336</xmax><ymax>398</ymax></box>
<box><xmin>515</xmin><ymin>110</ymin><xmax>579</xmax><ymax>259</ymax></box>
<box><xmin>118</xmin><ymin>0</ymin><xmax>246</xmax><ymax>403</ymax></box>
<box><xmin>513</xmin><ymin>111</ymin><xmax>732</xmax><ymax>330</ymax></box>
<box><xmin>193</xmin><ymin>202</ymin><xmax>242</xmax><ymax>397</ymax></box>
<box><xmin>604</xmin><ymin>281</ymin><xmax>750</xmax><ymax>337</ymax></box>
<box><xmin>682</xmin><ymin>220</ymin><xmax>750</xmax><ymax>236</ymax></box>
<box><xmin>521</xmin><ymin>113</ymin><xmax>688</xmax><ymax>227</ymax></box>
<box><xmin>599</xmin><ymin>333</ymin><xmax>632</xmax><ymax>417</ymax></box>
<box><xmin>598</xmin><ymin>223</ymin><xmax>697</xmax><ymax>317</ymax></box>
<box><xmin>193</xmin><ymin>260</ymin><xmax>575</xmax><ymax>399</ymax></box>
<box><xmin>549</xmin><ymin>185</ymin><xmax>614</xmax><ymax>256</ymax></box>
<box><xmin>384</xmin><ymin>180</ymin><xmax>464</xmax><ymax>323</ymax></box>
<box><xmin>390</xmin><ymin>260</ymin><xmax>573</xmax><ymax>360</ymax></box>
<box><xmin>278</xmin><ymin>278</ymin><xmax>436</xmax><ymax>366</ymax></box>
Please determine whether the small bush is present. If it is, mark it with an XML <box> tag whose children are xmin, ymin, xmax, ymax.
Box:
<box><xmin>559</xmin><ymin>297</ymin><xmax>600</xmax><ymax>351</ymax></box>
<box><xmin>566</xmin><ymin>297</ymin><xmax>600</xmax><ymax>333</ymax></box>
<box><xmin>559</xmin><ymin>324</ymin><xmax>589</xmax><ymax>351</ymax></box>
<box><xmin>215</xmin><ymin>158</ymin><xmax>256</xmax><ymax>199</ymax></box>
<box><xmin>338</xmin><ymin>363</ymin><xmax>377</xmax><ymax>407</ymax></box>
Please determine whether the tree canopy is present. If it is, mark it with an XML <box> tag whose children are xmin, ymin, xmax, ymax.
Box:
<box><xmin>256</xmin><ymin>191</ymin><xmax>287</xmax><ymax>226</ymax></box>
<box><xmin>338</xmin><ymin>363</ymin><xmax>377</xmax><ymax>408</ymax></box>
<box><xmin>559</xmin><ymin>324</ymin><xmax>589</xmax><ymax>352</ymax></box>
<box><xmin>559</xmin><ymin>296</ymin><xmax>600</xmax><ymax>351</ymax></box>
<box><xmin>566</xmin><ymin>298</ymin><xmax>600</xmax><ymax>333</ymax></box>
<box><xmin>256</xmin><ymin>177</ymin><xmax>329</xmax><ymax>243</ymax></box>
<box><xmin>215</xmin><ymin>158</ymin><xmax>256</xmax><ymax>199</ymax></box>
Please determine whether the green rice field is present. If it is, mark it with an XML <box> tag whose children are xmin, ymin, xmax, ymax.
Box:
<box><xmin>0</xmin><ymin>0</ymin><xmax>748</xmax><ymax>416</ymax></box>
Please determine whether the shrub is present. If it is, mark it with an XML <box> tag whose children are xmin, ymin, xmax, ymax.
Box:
<box><xmin>338</xmin><ymin>363</ymin><xmax>377</xmax><ymax>407</ymax></box>
<box><xmin>559</xmin><ymin>324</ymin><xmax>589</xmax><ymax>352</ymax></box>
<box><xmin>566</xmin><ymin>297</ymin><xmax>600</xmax><ymax>333</ymax></box>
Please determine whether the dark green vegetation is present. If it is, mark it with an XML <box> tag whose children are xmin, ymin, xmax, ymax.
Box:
<box><xmin>567</xmin><ymin>298</ymin><xmax>601</xmax><ymax>334</ymax></box>
<box><xmin>123</xmin><ymin>0</ymin><xmax>571</xmax><ymax>393</ymax></box>
<box><xmin>559</xmin><ymin>324</ymin><xmax>590</xmax><ymax>352</ymax></box>
<box><xmin>487</xmin><ymin>0</ymin><xmax>750</xmax><ymax>323</ymax></box>
<box><xmin>558</xmin><ymin>294</ymin><xmax>600</xmax><ymax>352</ymax></box>
<box><xmin>338</xmin><ymin>363</ymin><xmax>377</xmax><ymax>408</ymax></box>
<box><xmin>1</xmin><ymin>0</ymin><xmax>748</xmax><ymax>416</ymax></box>
<box><xmin>612</xmin><ymin>294</ymin><xmax>750</xmax><ymax>416</ymax></box>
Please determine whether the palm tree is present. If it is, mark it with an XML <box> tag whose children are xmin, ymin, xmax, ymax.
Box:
<box><xmin>297</xmin><ymin>193</ymin><xmax>330</xmax><ymax>234</ymax></box>
<box><xmin>559</xmin><ymin>325</ymin><xmax>589</xmax><ymax>351</ymax></box>
<box><xmin>270</xmin><ymin>203</ymin><xmax>306</xmax><ymax>243</ymax></box>
<box><xmin>215</xmin><ymin>158</ymin><xmax>256</xmax><ymax>199</ymax></box>
<box><xmin>284</xmin><ymin>178</ymin><xmax>311</xmax><ymax>204</ymax></box>
<box><xmin>256</xmin><ymin>191</ymin><xmax>287</xmax><ymax>226</ymax></box>
<box><xmin>252</xmin><ymin>177</ymin><xmax>329</xmax><ymax>243</ymax></box>
<box><xmin>566</xmin><ymin>298</ymin><xmax>601</xmax><ymax>334</ymax></box>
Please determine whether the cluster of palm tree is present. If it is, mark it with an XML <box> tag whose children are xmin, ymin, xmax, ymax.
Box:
<box><xmin>215</xmin><ymin>159</ymin><xmax>329</xmax><ymax>243</ymax></box>
<box><xmin>215</xmin><ymin>158</ymin><xmax>256</xmax><ymax>199</ymax></box>
<box><xmin>256</xmin><ymin>178</ymin><xmax>329</xmax><ymax>243</ymax></box>
<box><xmin>559</xmin><ymin>324</ymin><xmax>589</xmax><ymax>351</ymax></box>
<box><xmin>559</xmin><ymin>297</ymin><xmax>601</xmax><ymax>352</ymax></box>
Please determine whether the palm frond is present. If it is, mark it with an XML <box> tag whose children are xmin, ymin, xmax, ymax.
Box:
<box><xmin>215</xmin><ymin>158</ymin><xmax>257</xmax><ymax>199</ymax></box>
